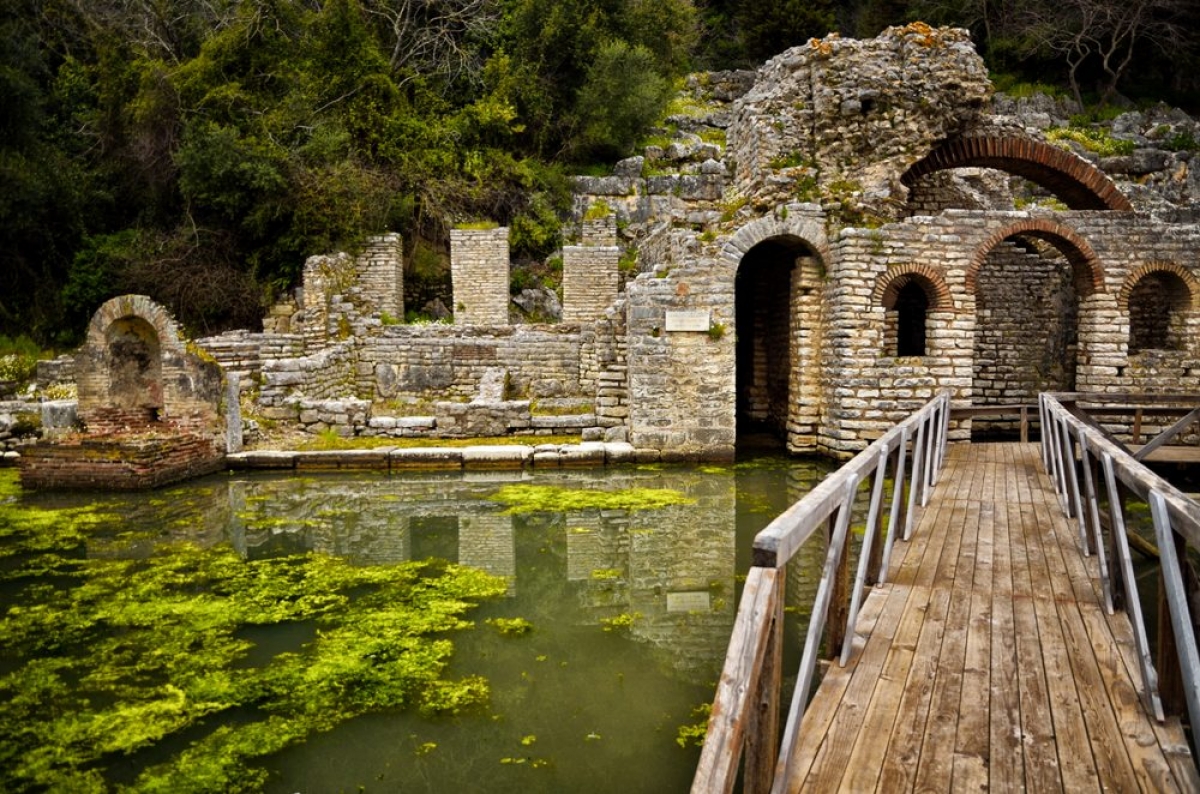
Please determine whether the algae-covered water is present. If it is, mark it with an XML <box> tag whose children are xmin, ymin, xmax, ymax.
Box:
<box><xmin>0</xmin><ymin>455</ymin><xmax>836</xmax><ymax>793</ymax></box>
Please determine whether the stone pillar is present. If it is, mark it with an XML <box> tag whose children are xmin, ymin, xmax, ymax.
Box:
<box><xmin>563</xmin><ymin>242</ymin><xmax>620</xmax><ymax>324</ymax></box>
<box><xmin>788</xmin><ymin>255</ymin><xmax>824</xmax><ymax>451</ymax></box>
<box><xmin>450</xmin><ymin>227</ymin><xmax>510</xmax><ymax>325</ymax></box>
<box><xmin>356</xmin><ymin>233</ymin><xmax>404</xmax><ymax>320</ymax></box>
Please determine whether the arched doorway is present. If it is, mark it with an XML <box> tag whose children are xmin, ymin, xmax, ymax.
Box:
<box><xmin>735</xmin><ymin>236</ymin><xmax>821</xmax><ymax>450</ymax></box>
<box><xmin>968</xmin><ymin>222</ymin><xmax>1104</xmax><ymax>438</ymax></box>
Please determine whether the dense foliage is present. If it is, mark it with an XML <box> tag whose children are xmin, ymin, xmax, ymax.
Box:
<box><xmin>2</xmin><ymin>0</ymin><xmax>1197</xmax><ymax>344</ymax></box>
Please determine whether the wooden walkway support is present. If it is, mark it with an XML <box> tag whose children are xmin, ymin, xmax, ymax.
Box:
<box><xmin>693</xmin><ymin>393</ymin><xmax>1200</xmax><ymax>793</ymax></box>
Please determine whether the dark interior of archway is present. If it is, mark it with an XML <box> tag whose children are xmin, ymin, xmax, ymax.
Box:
<box><xmin>735</xmin><ymin>239</ymin><xmax>802</xmax><ymax>449</ymax></box>
<box><xmin>896</xmin><ymin>281</ymin><xmax>929</xmax><ymax>356</ymax></box>
<box><xmin>972</xmin><ymin>234</ymin><xmax>1079</xmax><ymax>440</ymax></box>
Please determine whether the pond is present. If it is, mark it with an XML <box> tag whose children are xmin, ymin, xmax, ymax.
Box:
<box><xmin>0</xmin><ymin>454</ymin><xmax>838</xmax><ymax>793</ymax></box>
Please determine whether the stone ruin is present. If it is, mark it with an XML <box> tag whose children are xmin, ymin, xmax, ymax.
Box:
<box><xmin>19</xmin><ymin>295</ymin><xmax>236</xmax><ymax>488</ymax></box>
<box><xmin>19</xmin><ymin>24</ymin><xmax>1200</xmax><ymax>474</ymax></box>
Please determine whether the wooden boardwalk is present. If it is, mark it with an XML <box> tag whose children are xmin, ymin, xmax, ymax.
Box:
<box><xmin>786</xmin><ymin>442</ymin><xmax>1199</xmax><ymax>793</ymax></box>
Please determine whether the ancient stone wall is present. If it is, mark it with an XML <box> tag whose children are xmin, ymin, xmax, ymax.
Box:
<box><xmin>727</xmin><ymin>25</ymin><xmax>991</xmax><ymax>219</ymax></box>
<box><xmin>625</xmin><ymin>265</ymin><xmax>736</xmax><ymax>459</ymax></box>
<box><xmin>259</xmin><ymin>342</ymin><xmax>359</xmax><ymax>414</ymax></box>
<box><xmin>450</xmin><ymin>227</ymin><xmax>510</xmax><ymax>325</ymax></box>
<box><xmin>359</xmin><ymin>325</ymin><xmax>585</xmax><ymax>403</ymax></box>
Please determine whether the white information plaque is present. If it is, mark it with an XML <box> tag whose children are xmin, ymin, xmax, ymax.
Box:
<box><xmin>664</xmin><ymin>310</ymin><xmax>710</xmax><ymax>332</ymax></box>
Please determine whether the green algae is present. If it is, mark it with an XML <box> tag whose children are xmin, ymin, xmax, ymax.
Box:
<box><xmin>0</xmin><ymin>470</ymin><xmax>506</xmax><ymax>793</ymax></box>
<box><xmin>488</xmin><ymin>484</ymin><xmax>695</xmax><ymax>514</ymax></box>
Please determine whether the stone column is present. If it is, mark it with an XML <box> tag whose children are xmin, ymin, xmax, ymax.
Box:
<box><xmin>450</xmin><ymin>227</ymin><xmax>510</xmax><ymax>325</ymax></box>
<box><xmin>788</xmin><ymin>255</ymin><xmax>824</xmax><ymax>451</ymax></box>
<box><xmin>356</xmin><ymin>233</ymin><xmax>404</xmax><ymax>320</ymax></box>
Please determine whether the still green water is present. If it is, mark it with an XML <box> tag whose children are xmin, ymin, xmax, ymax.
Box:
<box><xmin>0</xmin><ymin>455</ymin><xmax>836</xmax><ymax>793</ymax></box>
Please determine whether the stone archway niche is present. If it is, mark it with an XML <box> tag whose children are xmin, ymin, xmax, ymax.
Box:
<box><xmin>103</xmin><ymin>316</ymin><xmax>164</xmax><ymax>419</ymax></box>
<box><xmin>20</xmin><ymin>295</ymin><xmax>233</xmax><ymax>489</ymax></box>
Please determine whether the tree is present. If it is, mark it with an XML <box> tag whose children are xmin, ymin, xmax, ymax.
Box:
<box><xmin>1016</xmin><ymin>0</ymin><xmax>1189</xmax><ymax>107</ymax></box>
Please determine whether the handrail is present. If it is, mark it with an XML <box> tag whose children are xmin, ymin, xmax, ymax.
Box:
<box><xmin>692</xmin><ymin>392</ymin><xmax>952</xmax><ymax>794</ymax></box>
<box><xmin>1039</xmin><ymin>393</ymin><xmax>1200</xmax><ymax>730</ymax></box>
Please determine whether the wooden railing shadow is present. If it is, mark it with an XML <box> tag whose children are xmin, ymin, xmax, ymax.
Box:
<box><xmin>691</xmin><ymin>392</ymin><xmax>952</xmax><ymax>794</ymax></box>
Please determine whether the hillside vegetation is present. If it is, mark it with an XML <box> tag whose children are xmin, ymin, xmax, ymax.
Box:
<box><xmin>3</xmin><ymin>0</ymin><xmax>1198</xmax><ymax>346</ymax></box>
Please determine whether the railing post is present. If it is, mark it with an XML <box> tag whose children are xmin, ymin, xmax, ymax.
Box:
<box><xmin>879</xmin><ymin>428</ymin><xmax>909</xmax><ymax>583</ymax></box>
<box><xmin>744</xmin><ymin>572</ymin><xmax>784</xmax><ymax>794</ymax></box>
<box><xmin>828</xmin><ymin>504</ymin><xmax>852</xmax><ymax>657</ymax></box>
<box><xmin>1151</xmin><ymin>491</ymin><xmax>1200</xmax><ymax>729</ymax></box>
<box><xmin>906</xmin><ymin>420</ymin><xmax>927</xmax><ymax>539</ymax></box>
<box><xmin>843</xmin><ymin>442</ymin><xmax>890</xmax><ymax>665</ymax></box>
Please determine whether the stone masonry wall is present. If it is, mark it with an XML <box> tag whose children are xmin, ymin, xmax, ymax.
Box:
<box><xmin>358</xmin><ymin>325</ymin><xmax>585</xmax><ymax>403</ymax></box>
<box><xmin>355</xmin><ymin>233</ymin><xmax>404</xmax><ymax>320</ymax></box>
<box><xmin>973</xmin><ymin>242</ymin><xmax>1078</xmax><ymax>403</ymax></box>
<box><xmin>450</xmin><ymin>227</ymin><xmax>510</xmax><ymax>325</ymax></box>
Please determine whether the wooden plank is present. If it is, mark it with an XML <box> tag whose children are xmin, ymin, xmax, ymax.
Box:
<box><xmin>797</xmin><ymin>572</ymin><xmax>918</xmax><ymax>791</ymax></box>
<box><xmin>1021</xmin><ymin>491</ymin><xmax>1100</xmax><ymax>792</ymax></box>
<box><xmin>954</xmin><ymin>497</ymin><xmax>994</xmax><ymax>786</ymax></box>
<box><xmin>990</xmin><ymin>447</ymin><xmax>1024</xmax><ymax>791</ymax></box>
<box><xmin>692</xmin><ymin>567</ymin><xmax>779</xmax><ymax>794</ymax></box>
<box><xmin>874</xmin><ymin>586</ymin><xmax>953</xmax><ymax>791</ymax></box>
<box><xmin>913</xmin><ymin>500</ymin><xmax>977</xmax><ymax>793</ymax></box>
<box><xmin>1009</xmin><ymin>488</ymin><xmax>1062</xmax><ymax>792</ymax></box>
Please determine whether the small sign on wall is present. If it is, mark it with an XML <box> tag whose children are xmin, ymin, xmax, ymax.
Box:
<box><xmin>664</xmin><ymin>310</ymin><xmax>711</xmax><ymax>332</ymax></box>
<box><xmin>667</xmin><ymin>591</ymin><xmax>712</xmax><ymax>612</ymax></box>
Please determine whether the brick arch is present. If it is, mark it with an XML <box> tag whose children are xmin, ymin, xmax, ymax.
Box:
<box><xmin>873</xmin><ymin>264</ymin><xmax>953</xmax><ymax>311</ymax></box>
<box><xmin>721</xmin><ymin>211</ymin><xmax>830</xmax><ymax>269</ymax></box>
<box><xmin>902</xmin><ymin>135</ymin><xmax>1133</xmax><ymax>211</ymax></box>
<box><xmin>1117</xmin><ymin>262</ymin><xmax>1200</xmax><ymax>311</ymax></box>
<box><xmin>966</xmin><ymin>219</ymin><xmax>1105</xmax><ymax>297</ymax></box>
<box><xmin>85</xmin><ymin>294</ymin><xmax>187</xmax><ymax>355</ymax></box>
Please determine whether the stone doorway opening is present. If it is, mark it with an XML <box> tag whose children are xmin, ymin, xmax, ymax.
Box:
<box><xmin>735</xmin><ymin>236</ymin><xmax>821</xmax><ymax>451</ymax></box>
<box><xmin>970</xmin><ymin>228</ymin><xmax>1099</xmax><ymax>440</ymax></box>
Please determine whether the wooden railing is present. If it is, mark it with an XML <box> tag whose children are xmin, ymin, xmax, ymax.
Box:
<box><xmin>1039</xmin><ymin>393</ymin><xmax>1200</xmax><ymax>732</ymax></box>
<box><xmin>691</xmin><ymin>392</ymin><xmax>952</xmax><ymax>794</ymax></box>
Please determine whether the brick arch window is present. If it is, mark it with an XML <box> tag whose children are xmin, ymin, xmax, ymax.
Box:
<box><xmin>875</xmin><ymin>267</ymin><xmax>950</xmax><ymax>358</ymax></box>
<box><xmin>1122</xmin><ymin>267</ymin><xmax>1195</xmax><ymax>353</ymax></box>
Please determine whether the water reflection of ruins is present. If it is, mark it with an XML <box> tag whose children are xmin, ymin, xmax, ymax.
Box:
<box><xmin>181</xmin><ymin>462</ymin><xmax>833</xmax><ymax>685</ymax></box>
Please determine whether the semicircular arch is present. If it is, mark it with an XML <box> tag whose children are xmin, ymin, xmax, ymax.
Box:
<box><xmin>1118</xmin><ymin>261</ymin><xmax>1200</xmax><ymax>312</ymax></box>
<box><xmin>902</xmin><ymin>135</ymin><xmax>1133</xmax><ymax>211</ymax></box>
<box><xmin>966</xmin><ymin>219</ymin><xmax>1106</xmax><ymax>297</ymax></box>
<box><xmin>721</xmin><ymin>212</ymin><xmax>830</xmax><ymax>270</ymax></box>
<box><xmin>873</xmin><ymin>264</ymin><xmax>954</xmax><ymax>312</ymax></box>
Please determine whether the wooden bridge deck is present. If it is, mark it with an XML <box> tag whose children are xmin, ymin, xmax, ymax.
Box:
<box><xmin>786</xmin><ymin>442</ymin><xmax>1199</xmax><ymax>793</ymax></box>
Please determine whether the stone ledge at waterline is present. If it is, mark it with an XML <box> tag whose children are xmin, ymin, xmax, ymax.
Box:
<box><xmin>225</xmin><ymin>441</ymin><xmax>657</xmax><ymax>472</ymax></box>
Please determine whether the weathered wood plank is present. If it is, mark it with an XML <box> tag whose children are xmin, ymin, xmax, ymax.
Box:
<box><xmin>692</xmin><ymin>566</ymin><xmax>779</xmax><ymax>794</ymax></box>
<box><xmin>773</xmin><ymin>442</ymin><xmax>1197</xmax><ymax>794</ymax></box>
<box><xmin>989</xmin><ymin>448</ymin><xmax>1024</xmax><ymax>791</ymax></box>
